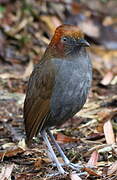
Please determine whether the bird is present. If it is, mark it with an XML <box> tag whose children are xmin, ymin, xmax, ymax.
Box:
<box><xmin>24</xmin><ymin>24</ymin><xmax>92</xmax><ymax>175</ymax></box>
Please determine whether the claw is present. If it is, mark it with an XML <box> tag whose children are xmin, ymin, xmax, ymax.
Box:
<box><xmin>47</xmin><ymin>171</ymin><xmax>68</xmax><ymax>177</ymax></box>
<box><xmin>68</xmin><ymin>163</ymin><xmax>83</xmax><ymax>171</ymax></box>
<box><xmin>52</xmin><ymin>162</ymin><xmax>83</xmax><ymax>172</ymax></box>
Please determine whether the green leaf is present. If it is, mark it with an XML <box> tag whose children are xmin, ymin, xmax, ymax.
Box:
<box><xmin>0</xmin><ymin>5</ymin><xmax>5</xmax><ymax>13</ymax></box>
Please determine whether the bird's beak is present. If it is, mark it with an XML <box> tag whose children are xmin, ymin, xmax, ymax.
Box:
<box><xmin>77</xmin><ymin>39</ymin><xmax>90</xmax><ymax>47</ymax></box>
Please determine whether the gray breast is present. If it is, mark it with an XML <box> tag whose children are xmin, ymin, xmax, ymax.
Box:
<box><xmin>50</xmin><ymin>55</ymin><xmax>92</xmax><ymax>126</ymax></box>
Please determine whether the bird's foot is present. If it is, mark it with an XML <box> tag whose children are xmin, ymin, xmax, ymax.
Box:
<box><xmin>52</xmin><ymin>162</ymin><xmax>83</xmax><ymax>172</ymax></box>
<box><xmin>47</xmin><ymin>170</ymin><xmax>68</xmax><ymax>177</ymax></box>
<box><xmin>67</xmin><ymin>162</ymin><xmax>83</xmax><ymax>171</ymax></box>
<box><xmin>47</xmin><ymin>170</ymin><xmax>87</xmax><ymax>178</ymax></box>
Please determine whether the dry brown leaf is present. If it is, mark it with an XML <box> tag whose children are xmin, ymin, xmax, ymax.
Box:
<box><xmin>22</xmin><ymin>60</ymin><xmax>34</xmax><ymax>79</ymax></box>
<box><xmin>107</xmin><ymin>161</ymin><xmax>117</xmax><ymax>175</ymax></box>
<box><xmin>86</xmin><ymin>133</ymin><xmax>104</xmax><ymax>140</ymax></box>
<box><xmin>40</xmin><ymin>15</ymin><xmax>58</xmax><ymax>34</ymax></box>
<box><xmin>56</xmin><ymin>133</ymin><xmax>79</xmax><ymax>143</ymax></box>
<box><xmin>7</xmin><ymin>17</ymin><xmax>33</xmax><ymax>36</ymax></box>
<box><xmin>83</xmin><ymin>167</ymin><xmax>100</xmax><ymax>176</ymax></box>
<box><xmin>87</xmin><ymin>151</ymin><xmax>99</xmax><ymax>166</ymax></box>
<box><xmin>2</xmin><ymin>142</ymin><xmax>16</xmax><ymax>149</ymax></box>
<box><xmin>34</xmin><ymin>157</ymin><xmax>44</xmax><ymax>168</ymax></box>
<box><xmin>101</xmin><ymin>71</ymin><xmax>113</xmax><ymax>85</ymax></box>
<box><xmin>80</xmin><ymin>20</ymin><xmax>100</xmax><ymax>38</ymax></box>
<box><xmin>70</xmin><ymin>172</ymin><xmax>82</xmax><ymax>180</ymax></box>
<box><xmin>0</xmin><ymin>73</ymin><xmax>24</xmax><ymax>79</ymax></box>
<box><xmin>111</xmin><ymin>75</ymin><xmax>117</xmax><ymax>85</ymax></box>
<box><xmin>0</xmin><ymin>164</ymin><xmax>14</xmax><ymax>180</ymax></box>
<box><xmin>0</xmin><ymin>61</ymin><xmax>33</xmax><ymax>80</ymax></box>
<box><xmin>103</xmin><ymin>16</ymin><xmax>117</xmax><ymax>26</ymax></box>
<box><xmin>84</xmin><ymin>144</ymin><xmax>116</xmax><ymax>157</ymax></box>
<box><xmin>97</xmin><ymin>109</ymin><xmax>117</xmax><ymax>133</ymax></box>
<box><xmin>103</xmin><ymin>120</ymin><xmax>115</xmax><ymax>144</ymax></box>
<box><xmin>18</xmin><ymin>138</ymin><xmax>27</xmax><ymax>150</ymax></box>
<box><xmin>90</xmin><ymin>46</ymin><xmax>117</xmax><ymax>74</ymax></box>
<box><xmin>0</xmin><ymin>147</ymin><xmax>24</xmax><ymax>160</ymax></box>
<box><xmin>34</xmin><ymin>157</ymin><xmax>51</xmax><ymax>168</ymax></box>
<box><xmin>51</xmin><ymin>16</ymin><xmax>62</xmax><ymax>29</ymax></box>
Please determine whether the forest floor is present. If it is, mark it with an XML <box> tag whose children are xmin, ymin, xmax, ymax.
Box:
<box><xmin>0</xmin><ymin>0</ymin><xmax>117</xmax><ymax>179</ymax></box>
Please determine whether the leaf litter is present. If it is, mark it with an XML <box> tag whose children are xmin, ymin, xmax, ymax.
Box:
<box><xmin>0</xmin><ymin>0</ymin><xmax>117</xmax><ymax>179</ymax></box>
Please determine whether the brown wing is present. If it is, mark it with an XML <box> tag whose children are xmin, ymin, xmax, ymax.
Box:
<box><xmin>24</xmin><ymin>61</ymin><xmax>55</xmax><ymax>144</ymax></box>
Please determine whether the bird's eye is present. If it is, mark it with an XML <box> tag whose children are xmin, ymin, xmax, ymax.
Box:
<box><xmin>63</xmin><ymin>37</ymin><xmax>67</xmax><ymax>41</ymax></box>
<box><xmin>61</xmin><ymin>37</ymin><xmax>68</xmax><ymax>42</ymax></box>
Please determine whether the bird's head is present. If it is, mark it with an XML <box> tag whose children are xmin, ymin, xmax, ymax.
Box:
<box><xmin>44</xmin><ymin>24</ymin><xmax>90</xmax><ymax>59</ymax></box>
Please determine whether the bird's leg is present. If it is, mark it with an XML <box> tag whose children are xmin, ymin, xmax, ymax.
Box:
<box><xmin>47</xmin><ymin>129</ymin><xmax>83</xmax><ymax>171</ymax></box>
<box><xmin>40</xmin><ymin>129</ymin><xmax>65</xmax><ymax>175</ymax></box>
<box><xmin>47</xmin><ymin>129</ymin><xmax>70</xmax><ymax>164</ymax></box>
